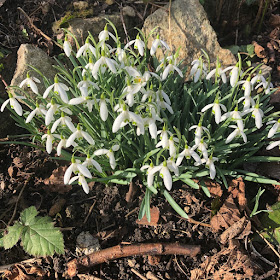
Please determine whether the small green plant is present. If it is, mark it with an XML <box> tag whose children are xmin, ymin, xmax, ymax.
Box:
<box><xmin>0</xmin><ymin>206</ymin><xmax>64</xmax><ymax>257</ymax></box>
<box><xmin>250</xmin><ymin>187</ymin><xmax>271</xmax><ymax>217</ymax></box>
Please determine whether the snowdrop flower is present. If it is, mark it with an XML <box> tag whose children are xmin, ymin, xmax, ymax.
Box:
<box><xmin>125</xmin><ymin>34</ymin><xmax>145</xmax><ymax>56</ymax></box>
<box><xmin>63</xmin><ymin>35</ymin><xmax>72</xmax><ymax>57</ymax></box>
<box><xmin>69</xmin><ymin>87</ymin><xmax>95</xmax><ymax>112</ymax></box>
<box><xmin>125</xmin><ymin>67</ymin><xmax>151</xmax><ymax>87</ymax></box>
<box><xmin>202</xmin><ymin>156</ymin><xmax>218</xmax><ymax>180</ymax></box>
<box><xmin>238</xmin><ymin>95</ymin><xmax>255</xmax><ymax>111</ymax></box>
<box><xmin>116</xmin><ymin>46</ymin><xmax>129</xmax><ymax>66</ymax></box>
<box><xmin>42</xmin><ymin>130</ymin><xmax>59</xmax><ymax>154</ymax></box>
<box><xmin>94</xmin><ymin>144</ymin><xmax>120</xmax><ymax>170</ymax></box>
<box><xmin>189</xmin><ymin>123</ymin><xmax>209</xmax><ymax>145</ymax></box>
<box><xmin>26</xmin><ymin>102</ymin><xmax>47</xmax><ymax>123</ymax></box>
<box><xmin>45</xmin><ymin>98</ymin><xmax>72</xmax><ymax>126</ymax></box>
<box><xmin>206</xmin><ymin>61</ymin><xmax>227</xmax><ymax>84</ymax></box>
<box><xmin>43</xmin><ymin>76</ymin><xmax>69</xmax><ymax>103</ymax></box>
<box><xmin>157</xmin><ymin>95</ymin><xmax>174</xmax><ymax>114</ymax></box>
<box><xmin>148</xmin><ymin>161</ymin><xmax>174</xmax><ymax>191</ymax></box>
<box><xmin>76</xmin><ymin>39</ymin><xmax>96</xmax><ymax>58</ymax></box>
<box><xmin>69</xmin><ymin>173</ymin><xmax>90</xmax><ymax>194</ymax></box>
<box><xmin>238</xmin><ymin>78</ymin><xmax>252</xmax><ymax>97</ymax></box>
<box><xmin>221</xmin><ymin>106</ymin><xmax>246</xmax><ymax>131</ymax></box>
<box><xmin>190</xmin><ymin>58</ymin><xmax>206</xmax><ymax>83</ymax></box>
<box><xmin>19</xmin><ymin>73</ymin><xmax>40</xmax><ymax>94</ymax></box>
<box><xmin>150</xmin><ymin>35</ymin><xmax>170</xmax><ymax>56</ymax></box>
<box><xmin>143</xmin><ymin>110</ymin><xmax>163</xmax><ymax>139</ymax></box>
<box><xmin>176</xmin><ymin>144</ymin><xmax>202</xmax><ymax>166</ymax></box>
<box><xmin>1</xmin><ymin>92</ymin><xmax>25</xmax><ymax>116</ymax></box>
<box><xmin>91</xmin><ymin>53</ymin><xmax>118</xmax><ymax>79</ymax></box>
<box><xmin>156</xmin><ymin>128</ymin><xmax>172</xmax><ymax>149</ymax></box>
<box><xmin>64</xmin><ymin>157</ymin><xmax>92</xmax><ymax>184</ymax></box>
<box><xmin>98</xmin><ymin>24</ymin><xmax>117</xmax><ymax>43</ymax></box>
<box><xmin>251</xmin><ymin>70</ymin><xmax>266</xmax><ymax>86</ymax></box>
<box><xmin>223</xmin><ymin>64</ymin><xmax>241</xmax><ymax>87</ymax></box>
<box><xmin>197</xmin><ymin>139</ymin><xmax>208</xmax><ymax>160</ymax></box>
<box><xmin>57</xmin><ymin>136</ymin><xmax>67</xmax><ymax>157</ymax></box>
<box><xmin>251</xmin><ymin>104</ymin><xmax>264</xmax><ymax>129</ymax></box>
<box><xmin>77</xmin><ymin>76</ymin><xmax>100</xmax><ymax>90</ymax></box>
<box><xmin>112</xmin><ymin>105</ymin><xmax>144</xmax><ymax>133</ymax></box>
<box><xmin>51</xmin><ymin>112</ymin><xmax>75</xmax><ymax>133</ymax></box>
<box><xmin>141</xmin><ymin>163</ymin><xmax>155</xmax><ymax>187</ymax></box>
<box><xmin>201</xmin><ymin>98</ymin><xmax>227</xmax><ymax>124</ymax></box>
<box><xmin>96</xmin><ymin>94</ymin><xmax>109</xmax><ymax>121</ymax></box>
<box><xmin>256</xmin><ymin>79</ymin><xmax>274</xmax><ymax>95</ymax></box>
<box><xmin>83</xmin><ymin>57</ymin><xmax>95</xmax><ymax>77</ymax></box>
<box><xmin>122</xmin><ymin>80</ymin><xmax>142</xmax><ymax>107</ymax></box>
<box><xmin>225</xmin><ymin>125</ymin><xmax>247</xmax><ymax>144</ymax></box>
<box><xmin>82</xmin><ymin>155</ymin><xmax>102</xmax><ymax>173</ymax></box>
<box><xmin>267</xmin><ymin>119</ymin><xmax>280</xmax><ymax>138</ymax></box>
<box><xmin>66</xmin><ymin>124</ymin><xmax>95</xmax><ymax>147</ymax></box>
<box><xmin>162</xmin><ymin>60</ymin><xmax>183</xmax><ymax>81</ymax></box>
<box><xmin>266</xmin><ymin>140</ymin><xmax>280</xmax><ymax>150</ymax></box>
<box><xmin>168</xmin><ymin>136</ymin><xmax>179</xmax><ymax>157</ymax></box>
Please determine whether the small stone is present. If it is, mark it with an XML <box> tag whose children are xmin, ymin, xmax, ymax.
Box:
<box><xmin>122</xmin><ymin>6</ymin><xmax>135</xmax><ymax>17</ymax></box>
<box><xmin>73</xmin><ymin>1</ymin><xmax>89</xmax><ymax>10</ymax></box>
<box><xmin>76</xmin><ymin>231</ymin><xmax>100</xmax><ymax>256</ymax></box>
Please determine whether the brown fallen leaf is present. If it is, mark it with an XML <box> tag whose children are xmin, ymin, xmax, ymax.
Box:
<box><xmin>49</xmin><ymin>198</ymin><xmax>66</xmax><ymax>216</ymax></box>
<box><xmin>43</xmin><ymin>166</ymin><xmax>72</xmax><ymax>193</ymax></box>
<box><xmin>269</xmin><ymin>14</ymin><xmax>280</xmax><ymax>27</ymax></box>
<box><xmin>147</xmin><ymin>255</ymin><xmax>161</xmax><ymax>266</ymax></box>
<box><xmin>220</xmin><ymin>216</ymin><xmax>251</xmax><ymax>244</ymax></box>
<box><xmin>228</xmin><ymin>177</ymin><xmax>246</xmax><ymax>211</ymax></box>
<box><xmin>210</xmin><ymin>194</ymin><xmax>240</xmax><ymax>232</ymax></box>
<box><xmin>136</xmin><ymin>206</ymin><xmax>160</xmax><ymax>226</ymax></box>
<box><xmin>204</xmin><ymin>180</ymin><xmax>223</xmax><ymax>197</ymax></box>
<box><xmin>252</xmin><ymin>41</ymin><xmax>266</xmax><ymax>58</ymax></box>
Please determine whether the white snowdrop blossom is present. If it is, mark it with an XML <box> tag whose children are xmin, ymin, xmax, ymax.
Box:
<box><xmin>176</xmin><ymin>144</ymin><xmax>202</xmax><ymax>166</ymax></box>
<box><xmin>66</xmin><ymin>124</ymin><xmax>95</xmax><ymax>147</ymax></box>
<box><xmin>19</xmin><ymin>73</ymin><xmax>40</xmax><ymax>94</ymax></box>
<box><xmin>149</xmin><ymin>161</ymin><xmax>175</xmax><ymax>191</ymax></box>
<box><xmin>267</xmin><ymin>119</ymin><xmax>280</xmax><ymax>138</ymax></box>
<box><xmin>63</xmin><ymin>36</ymin><xmax>72</xmax><ymax>57</ymax></box>
<box><xmin>197</xmin><ymin>139</ymin><xmax>208</xmax><ymax>160</ymax></box>
<box><xmin>225</xmin><ymin>125</ymin><xmax>247</xmax><ymax>144</ymax></box>
<box><xmin>223</xmin><ymin>65</ymin><xmax>241</xmax><ymax>87</ymax></box>
<box><xmin>82</xmin><ymin>155</ymin><xmax>102</xmax><ymax>173</ymax></box>
<box><xmin>43</xmin><ymin>76</ymin><xmax>69</xmax><ymax>103</ymax></box>
<box><xmin>190</xmin><ymin>59</ymin><xmax>206</xmax><ymax>82</ymax></box>
<box><xmin>51</xmin><ymin>112</ymin><xmax>76</xmax><ymax>133</ymax></box>
<box><xmin>91</xmin><ymin>55</ymin><xmax>118</xmax><ymax>79</ymax></box>
<box><xmin>125</xmin><ymin>35</ymin><xmax>145</xmax><ymax>56</ymax></box>
<box><xmin>202</xmin><ymin>156</ymin><xmax>218</xmax><ymax>179</ymax></box>
<box><xmin>201</xmin><ymin>99</ymin><xmax>227</xmax><ymax>124</ymax></box>
<box><xmin>156</xmin><ymin>129</ymin><xmax>172</xmax><ymax>149</ymax></box>
<box><xmin>112</xmin><ymin>105</ymin><xmax>144</xmax><ymax>134</ymax></box>
<box><xmin>1</xmin><ymin>93</ymin><xmax>25</xmax><ymax>116</ymax></box>
<box><xmin>221</xmin><ymin>106</ymin><xmax>246</xmax><ymax>131</ymax></box>
<box><xmin>69</xmin><ymin>87</ymin><xmax>95</xmax><ymax>112</ymax></box>
<box><xmin>26</xmin><ymin>103</ymin><xmax>47</xmax><ymax>123</ymax></box>
<box><xmin>57</xmin><ymin>136</ymin><xmax>67</xmax><ymax>157</ymax></box>
<box><xmin>238</xmin><ymin>95</ymin><xmax>255</xmax><ymax>111</ymax></box>
<box><xmin>206</xmin><ymin>65</ymin><xmax>227</xmax><ymax>84</ymax></box>
<box><xmin>143</xmin><ymin>110</ymin><xmax>163</xmax><ymax>139</ymax></box>
<box><xmin>266</xmin><ymin>140</ymin><xmax>280</xmax><ymax>151</ymax></box>
<box><xmin>64</xmin><ymin>157</ymin><xmax>92</xmax><ymax>185</ymax></box>
<box><xmin>256</xmin><ymin>79</ymin><xmax>274</xmax><ymax>95</ymax></box>
<box><xmin>98</xmin><ymin>25</ymin><xmax>117</xmax><ymax>42</ymax></box>
<box><xmin>77</xmin><ymin>76</ymin><xmax>99</xmax><ymax>90</ymax></box>
<box><xmin>96</xmin><ymin>95</ymin><xmax>109</xmax><ymax>122</ymax></box>
<box><xmin>69</xmin><ymin>173</ymin><xmax>90</xmax><ymax>194</ymax></box>
<box><xmin>251</xmin><ymin>104</ymin><xmax>264</xmax><ymax>129</ymax></box>
<box><xmin>162</xmin><ymin>60</ymin><xmax>183</xmax><ymax>81</ymax></box>
<box><xmin>251</xmin><ymin>71</ymin><xmax>266</xmax><ymax>86</ymax></box>
<box><xmin>94</xmin><ymin>144</ymin><xmax>120</xmax><ymax>170</ymax></box>
<box><xmin>76</xmin><ymin>40</ymin><xmax>96</xmax><ymax>58</ymax></box>
<box><xmin>189</xmin><ymin>123</ymin><xmax>209</xmax><ymax>145</ymax></box>
<box><xmin>141</xmin><ymin>163</ymin><xmax>156</xmax><ymax>187</ymax></box>
<box><xmin>150</xmin><ymin>35</ymin><xmax>170</xmax><ymax>56</ymax></box>
<box><xmin>42</xmin><ymin>130</ymin><xmax>59</xmax><ymax>154</ymax></box>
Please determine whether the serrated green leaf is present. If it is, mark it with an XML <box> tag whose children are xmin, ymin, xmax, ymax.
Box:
<box><xmin>21</xmin><ymin>215</ymin><xmax>64</xmax><ymax>257</ymax></box>
<box><xmin>3</xmin><ymin>222</ymin><xmax>24</xmax><ymax>249</ymax></box>
<box><xmin>20</xmin><ymin>206</ymin><xmax>38</xmax><ymax>225</ymax></box>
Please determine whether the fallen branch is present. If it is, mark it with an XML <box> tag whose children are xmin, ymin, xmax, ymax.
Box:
<box><xmin>67</xmin><ymin>242</ymin><xmax>201</xmax><ymax>277</ymax></box>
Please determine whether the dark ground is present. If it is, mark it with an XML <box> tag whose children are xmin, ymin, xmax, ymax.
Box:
<box><xmin>0</xmin><ymin>0</ymin><xmax>280</xmax><ymax>279</ymax></box>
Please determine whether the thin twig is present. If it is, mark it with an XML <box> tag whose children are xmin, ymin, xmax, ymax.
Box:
<box><xmin>67</xmin><ymin>243</ymin><xmax>201</xmax><ymax>277</ymax></box>
<box><xmin>0</xmin><ymin>73</ymin><xmax>9</xmax><ymax>88</ymax></box>
<box><xmin>83</xmin><ymin>200</ymin><xmax>97</xmax><ymax>225</ymax></box>
<box><xmin>7</xmin><ymin>178</ymin><xmax>31</xmax><ymax>226</ymax></box>
<box><xmin>131</xmin><ymin>268</ymin><xmax>148</xmax><ymax>280</ymax></box>
<box><xmin>17</xmin><ymin>7</ymin><xmax>62</xmax><ymax>49</ymax></box>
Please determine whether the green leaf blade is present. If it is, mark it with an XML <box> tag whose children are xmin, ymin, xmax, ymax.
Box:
<box><xmin>3</xmin><ymin>222</ymin><xmax>24</xmax><ymax>249</ymax></box>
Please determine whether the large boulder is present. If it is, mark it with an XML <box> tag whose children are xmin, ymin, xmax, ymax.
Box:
<box><xmin>142</xmin><ymin>0</ymin><xmax>236</xmax><ymax>73</ymax></box>
<box><xmin>10</xmin><ymin>44</ymin><xmax>57</xmax><ymax>98</ymax></box>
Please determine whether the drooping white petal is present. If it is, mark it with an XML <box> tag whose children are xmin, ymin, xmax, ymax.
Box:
<box><xmin>64</xmin><ymin>164</ymin><xmax>74</xmax><ymax>184</ymax></box>
<box><xmin>10</xmin><ymin>98</ymin><xmax>23</xmax><ymax>116</ymax></box>
<box><xmin>43</xmin><ymin>84</ymin><xmax>54</xmax><ymax>99</ymax></box>
<box><xmin>94</xmin><ymin>149</ymin><xmax>109</xmax><ymax>156</ymax></box>
<box><xmin>81</xmin><ymin>131</ymin><xmax>95</xmax><ymax>145</ymax></box>
<box><xmin>77</xmin><ymin>164</ymin><xmax>92</xmax><ymax>179</ymax></box>
<box><xmin>161</xmin><ymin>166</ymin><xmax>172</xmax><ymax>191</ymax></box>
<box><xmin>267</xmin><ymin>140</ymin><xmax>280</xmax><ymax>150</ymax></box>
<box><xmin>112</xmin><ymin>111</ymin><xmax>127</xmax><ymax>133</ymax></box>
<box><xmin>268</xmin><ymin>122</ymin><xmax>279</xmax><ymax>138</ymax></box>
<box><xmin>1</xmin><ymin>99</ymin><xmax>10</xmax><ymax>112</ymax></box>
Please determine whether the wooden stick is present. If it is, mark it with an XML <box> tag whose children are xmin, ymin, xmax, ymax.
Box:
<box><xmin>67</xmin><ymin>243</ymin><xmax>200</xmax><ymax>277</ymax></box>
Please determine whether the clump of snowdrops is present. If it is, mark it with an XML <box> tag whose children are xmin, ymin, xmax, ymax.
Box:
<box><xmin>2</xmin><ymin>21</ymin><xmax>280</xmax><ymax>220</ymax></box>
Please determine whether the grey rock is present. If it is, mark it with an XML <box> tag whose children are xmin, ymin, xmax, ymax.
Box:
<box><xmin>142</xmin><ymin>0</ymin><xmax>236</xmax><ymax>73</ymax></box>
<box><xmin>10</xmin><ymin>44</ymin><xmax>57</xmax><ymax>100</ymax></box>
<box><xmin>73</xmin><ymin>1</ymin><xmax>89</xmax><ymax>11</ymax></box>
<box><xmin>76</xmin><ymin>231</ymin><xmax>100</xmax><ymax>256</ymax></box>
<box><xmin>67</xmin><ymin>14</ymin><xmax>137</xmax><ymax>46</ymax></box>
